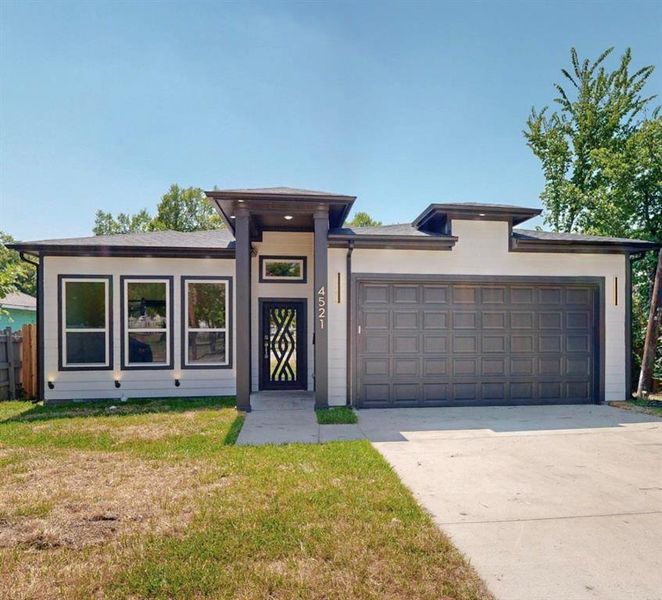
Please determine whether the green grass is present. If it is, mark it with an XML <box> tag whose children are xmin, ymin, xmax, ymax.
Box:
<box><xmin>0</xmin><ymin>398</ymin><xmax>491</xmax><ymax>600</ymax></box>
<box><xmin>624</xmin><ymin>398</ymin><xmax>662</xmax><ymax>416</ymax></box>
<box><xmin>316</xmin><ymin>406</ymin><xmax>358</xmax><ymax>424</ymax></box>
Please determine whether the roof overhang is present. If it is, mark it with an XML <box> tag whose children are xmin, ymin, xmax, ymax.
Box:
<box><xmin>6</xmin><ymin>243</ymin><xmax>236</xmax><ymax>259</ymax></box>
<box><xmin>510</xmin><ymin>237</ymin><xmax>660</xmax><ymax>255</ymax></box>
<box><xmin>328</xmin><ymin>233</ymin><xmax>457</xmax><ymax>250</ymax></box>
<box><xmin>206</xmin><ymin>189</ymin><xmax>356</xmax><ymax>237</ymax></box>
<box><xmin>414</xmin><ymin>203</ymin><xmax>542</xmax><ymax>233</ymax></box>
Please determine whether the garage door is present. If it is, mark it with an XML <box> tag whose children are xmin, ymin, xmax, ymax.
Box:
<box><xmin>355</xmin><ymin>279</ymin><xmax>599</xmax><ymax>407</ymax></box>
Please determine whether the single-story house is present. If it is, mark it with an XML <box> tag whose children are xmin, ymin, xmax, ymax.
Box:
<box><xmin>0</xmin><ymin>291</ymin><xmax>37</xmax><ymax>330</ymax></box>
<box><xmin>8</xmin><ymin>187</ymin><xmax>660</xmax><ymax>409</ymax></box>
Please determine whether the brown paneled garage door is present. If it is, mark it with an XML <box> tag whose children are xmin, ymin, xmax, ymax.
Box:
<box><xmin>355</xmin><ymin>278</ymin><xmax>600</xmax><ymax>407</ymax></box>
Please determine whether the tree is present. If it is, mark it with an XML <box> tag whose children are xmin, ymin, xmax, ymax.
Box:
<box><xmin>0</xmin><ymin>231</ymin><xmax>36</xmax><ymax>300</ymax></box>
<box><xmin>93</xmin><ymin>185</ymin><xmax>222</xmax><ymax>235</ymax></box>
<box><xmin>151</xmin><ymin>185</ymin><xmax>222</xmax><ymax>232</ymax></box>
<box><xmin>93</xmin><ymin>209</ymin><xmax>153</xmax><ymax>236</ymax></box>
<box><xmin>347</xmin><ymin>211</ymin><xmax>382</xmax><ymax>228</ymax></box>
<box><xmin>525</xmin><ymin>47</ymin><xmax>662</xmax><ymax>392</ymax></box>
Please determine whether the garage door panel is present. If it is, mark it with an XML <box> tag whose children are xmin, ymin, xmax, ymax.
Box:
<box><xmin>356</xmin><ymin>280</ymin><xmax>597</xmax><ymax>407</ymax></box>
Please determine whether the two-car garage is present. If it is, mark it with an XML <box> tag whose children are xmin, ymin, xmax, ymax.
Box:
<box><xmin>354</xmin><ymin>277</ymin><xmax>602</xmax><ymax>408</ymax></box>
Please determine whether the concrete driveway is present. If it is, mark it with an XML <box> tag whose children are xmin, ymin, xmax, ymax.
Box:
<box><xmin>360</xmin><ymin>405</ymin><xmax>662</xmax><ymax>600</ymax></box>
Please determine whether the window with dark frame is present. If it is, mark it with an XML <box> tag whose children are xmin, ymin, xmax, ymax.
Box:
<box><xmin>184</xmin><ymin>279</ymin><xmax>229</xmax><ymax>366</ymax></box>
<box><xmin>61</xmin><ymin>278</ymin><xmax>110</xmax><ymax>367</ymax></box>
<box><xmin>124</xmin><ymin>279</ymin><xmax>170</xmax><ymax>366</ymax></box>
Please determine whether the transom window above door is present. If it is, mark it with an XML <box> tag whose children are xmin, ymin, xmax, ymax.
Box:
<box><xmin>259</xmin><ymin>256</ymin><xmax>307</xmax><ymax>283</ymax></box>
<box><xmin>121</xmin><ymin>277</ymin><xmax>173</xmax><ymax>369</ymax></box>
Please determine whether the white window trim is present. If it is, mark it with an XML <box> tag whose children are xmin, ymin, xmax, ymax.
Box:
<box><xmin>123</xmin><ymin>278</ymin><xmax>171</xmax><ymax>368</ymax></box>
<box><xmin>61</xmin><ymin>277</ymin><xmax>110</xmax><ymax>368</ymax></box>
<box><xmin>261</xmin><ymin>258</ymin><xmax>306</xmax><ymax>281</ymax></box>
<box><xmin>184</xmin><ymin>279</ymin><xmax>229</xmax><ymax>367</ymax></box>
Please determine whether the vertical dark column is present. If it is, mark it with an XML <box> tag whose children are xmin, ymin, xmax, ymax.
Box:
<box><xmin>37</xmin><ymin>256</ymin><xmax>44</xmax><ymax>401</ymax></box>
<box><xmin>314</xmin><ymin>208</ymin><xmax>329</xmax><ymax>409</ymax></box>
<box><xmin>235</xmin><ymin>206</ymin><xmax>252</xmax><ymax>412</ymax></box>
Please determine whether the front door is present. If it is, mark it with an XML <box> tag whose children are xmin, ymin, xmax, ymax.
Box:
<box><xmin>260</xmin><ymin>300</ymin><xmax>307</xmax><ymax>390</ymax></box>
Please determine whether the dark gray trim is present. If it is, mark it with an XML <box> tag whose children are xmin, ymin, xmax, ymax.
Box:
<box><xmin>328</xmin><ymin>234</ymin><xmax>457</xmax><ymax>250</ymax></box>
<box><xmin>258</xmin><ymin>255</ymin><xmax>308</xmax><ymax>284</ymax></box>
<box><xmin>511</xmin><ymin>238</ymin><xmax>658</xmax><ymax>255</ymax></box>
<box><xmin>345</xmin><ymin>241</ymin><xmax>354</xmax><ymax>407</ymax></box>
<box><xmin>57</xmin><ymin>274</ymin><xmax>114</xmax><ymax>372</ymax></box>
<box><xmin>413</xmin><ymin>204</ymin><xmax>541</xmax><ymax>231</ymax></box>
<box><xmin>234</xmin><ymin>208</ymin><xmax>252</xmax><ymax>411</ymax></box>
<box><xmin>8</xmin><ymin>245</ymin><xmax>235</xmax><ymax>259</ymax></box>
<box><xmin>37</xmin><ymin>258</ymin><xmax>44</xmax><ymax>400</ymax></box>
<box><xmin>351</xmin><ymin>273</ymin><xmax>606</xmax><ymax>407</ymax></box>
<box><xmin>119</xmin><ymin>275</ymin><xmax>174</xmax><ymax>371</ymax></box>
<box><xmin>180</xmin><ymin>276</ymin><xmax>233</xmax><ymax>371</ymax></box>
<box><xmin>314</xmin><ymin>210</ymin><xmax>329</xmax><ymax>409</ymax></box>
<box><xmin>258</xmin><ymin>298</ymin><xmax>308</xmax><ymax>391</ymax></box>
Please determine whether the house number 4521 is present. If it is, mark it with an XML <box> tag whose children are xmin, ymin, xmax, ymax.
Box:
<box><xmin>317</xmin><ymin>286</ymin><xmax>326</xmax><ymax>330</ymax></box>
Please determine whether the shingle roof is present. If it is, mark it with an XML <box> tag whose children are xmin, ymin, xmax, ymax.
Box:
<box><xmin>329</xmin><ymin>223</ymin><xmax>447</xmax><ymax>237</ymax></box>
<box><xmin>215</xmin><ymin>186</ymin><xmax>349</xmax><ymax>197</ymax></box>
<box><xmin>11</xmin><ymin>229</ymin><xmax>235</xmax><ymax>249</ymax></box>
<box><xmin>0</xmin><ymin>291</ymin><xmax>36</xmax><ymax>311</ymax></box>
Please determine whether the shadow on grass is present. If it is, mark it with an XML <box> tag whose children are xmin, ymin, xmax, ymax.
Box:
<box><xmin>222</xmin><ymin>413</ymin><xmax>245</xmax><ymax>445</ymax></box>
<box><xmin>2</xmin><ymin>396</ymin><xmax>237</xmax><ymax>424</ymax></box>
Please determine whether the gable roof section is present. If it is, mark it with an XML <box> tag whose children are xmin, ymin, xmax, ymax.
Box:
<box><xmin>7</xmin><ymin>229</ymin><xmax>236</xmax><ymax>258</ymax></box>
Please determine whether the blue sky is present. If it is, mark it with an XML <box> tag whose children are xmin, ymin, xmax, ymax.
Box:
<box><xmin>1</xmin><ymin>0</ymin><xmax>661</xmax><ymax>240</ymax></box>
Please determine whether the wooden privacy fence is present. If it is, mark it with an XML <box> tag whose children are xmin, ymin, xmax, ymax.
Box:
<box><xmin>0</xmin><ymin>324</ymin><xmax>38</xmax><ymax>400</ymax></box>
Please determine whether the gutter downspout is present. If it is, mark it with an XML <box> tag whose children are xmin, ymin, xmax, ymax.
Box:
<box><xmin>346</xmin><ymin>240</ymin><xmax>354</xmax><ymax>408</ymax></box>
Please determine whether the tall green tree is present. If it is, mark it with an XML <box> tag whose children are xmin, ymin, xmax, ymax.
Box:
<box><xmin>525</xmin><ymin>47</ymin><xmax>661</xmax><ymax>389</ymax></box>
<box><xmin>0</xmin><ymin>231</ymin><xmax>36</xmax><ymax>299</ymax></box>
<box><xmin>347</xmin><ymin>211</ymin><xmax>382</xmax><ymax>227</ymax></box>
<box><xmin>93</xmin><ymin>185</ymin><xmax>222</xmax><ymax>235</ymax></box>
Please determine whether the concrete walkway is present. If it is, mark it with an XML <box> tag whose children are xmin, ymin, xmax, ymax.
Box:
<box><xmin>236</xmin><ymin>391</ymin><xmax>363</xmax><ymax>445</ymax></box>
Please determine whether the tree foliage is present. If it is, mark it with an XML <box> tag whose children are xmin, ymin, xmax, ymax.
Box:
<box><xmin>347</xmin><ymin>211</ymin><xmax>382</xmax><ymax>227</ymax></box>
<box><xmin>525</xmin><ymin>47</ymin><xmax>661</xmax><ymax>389</ymax></box>
<box><xmin>0</xmin><ymin>231</ymin><xmax>36</xmax><ymax>300</ymax></box>
<box><xmin>93</xmin><ymin>185</ymin><xmax>222</xmax><ymax>235</ymax></box>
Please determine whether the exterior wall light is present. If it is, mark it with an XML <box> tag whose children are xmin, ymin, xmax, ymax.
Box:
<box><xmin>284</xmin><ymin>215</ymin><xmax>293</xmax><ymax>220</ymax></box>
<box><xmin>114</xmin><ymin>379</ymin><xmax>121</xmax><ymax>388</ymax></box>
<box><xmin>175</xmin><ymin>378</ymin><xmax>181</xmax><ymax>387</ymax></box>
<box><xmin>47</xmin><ymin>381</ymin><xmax>55</xmax><ymax>390</ymax></box>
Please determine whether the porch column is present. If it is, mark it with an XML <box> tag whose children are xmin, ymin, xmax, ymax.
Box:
<box><xmin>314</xmin><ymin>207</ymin><xmax>329</xmax><ymax>409</ymax></box>
<box><xmin>235</xmin><ymin>206</ymin><xmax>252</xmax><ymax>412</ymax></box>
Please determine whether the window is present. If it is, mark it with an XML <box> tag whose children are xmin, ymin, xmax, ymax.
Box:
<box><xmin>183</xmin><ymin>278</ymin><xmax>231</xmax><ymax>368</ymax></box>
<box><xmin>122</xmin><ymin>277</ymin><xmax>172</xmax><ymax>368</ymax></box>
<box><xmin>59</xmin><ymin>276</ymin><xmax>111</xmax><ymax>369</ymax></box>
<box><xmin>259</xmin><ymin>256</ymin><xmax>307</xmax><ymax>283</ymax></box>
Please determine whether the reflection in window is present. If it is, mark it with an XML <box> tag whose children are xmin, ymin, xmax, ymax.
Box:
<box><xmin>61</xmin><ymin>279</ymin><xmax>109</xmax><ymax>366</ymax></box>
<box><xmin>185</xmin><ymin>280</ymin><xmax>228</xmax><ymax>366</ymax></box>
<box><xmin>124</xmin><ymin>280</ymin><xmax>169</xmax><ymax>366</ymax></box>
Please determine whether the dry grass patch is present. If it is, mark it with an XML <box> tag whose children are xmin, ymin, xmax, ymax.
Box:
<box><xmin>0</xmin><ymin>448</ymin><xmax>228</xmax><ymax>550</ymax></box>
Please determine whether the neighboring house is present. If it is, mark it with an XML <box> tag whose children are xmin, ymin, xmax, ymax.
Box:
<box><xmin>0</xmin><ymin>291</ymin><xmax>36</xmax><ymax>330</ymax></box>
<box><xmin>8</xmin><ymin>187</ymin><xmax>660</xmax><ymax>408</ymax></box>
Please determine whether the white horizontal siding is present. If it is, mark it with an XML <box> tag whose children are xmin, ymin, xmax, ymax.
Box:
<box><xmin>43</xmin><ymin>255</ymin><xmax>236</xmax><ymax>402</ymax></box>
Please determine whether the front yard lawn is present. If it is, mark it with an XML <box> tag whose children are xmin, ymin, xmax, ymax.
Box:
<box><xmin>0</xmin><ymin>398</ymin><xmax>491</xmax><ymax>600</ymax></box>
<box><xmin>610</xmin><ymin>398</ymin><xmax>662</xmax><ymax>417</ymax></box>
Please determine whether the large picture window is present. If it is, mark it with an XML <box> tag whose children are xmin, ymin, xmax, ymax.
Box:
<box><xmin>121</xmin><ymin>277</ymin><xmax>172</xmax><ymax>368</ymax></box>
<box><xmin>59</xmin><ymin>276</ymin><xmax>112</xmax><ymax>369</ymax></box>
<box><xmin>183</xmin><ymin>277</ymin><xmax>232</xmax><ymax>368</ymax></box>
